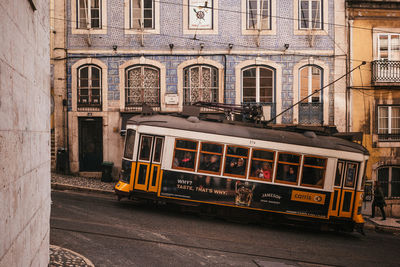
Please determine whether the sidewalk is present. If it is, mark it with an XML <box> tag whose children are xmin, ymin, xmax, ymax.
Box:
<box><xmin>50</xmin><ymin>172</ymin><xmax>400</xmax><ymax>234</ymax></box>
<box><xmin>49</xmin><ymin>245</ymin><xmax>95</xmax><ymax>267</ymax></box>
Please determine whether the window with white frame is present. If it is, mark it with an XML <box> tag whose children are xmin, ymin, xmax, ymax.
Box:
<box><xmin>130</xmin><ymin>0</ymin><xmax>155</xmax><ymax>29</ymax></box>
<box><xmin>378</xmin><ymin>106</ymin><xmax>400</xmax><ymax>138</ymax></box>
<box><xmin>125</xmin><ymin>65</ymin><xmax>160</xmax><ymax>108</ymax></box>
<box><xmin>183</xmin><ymin>65</ymin><xmax>219</xmax><ymax>105</ymax></box>
<box><xmin>242</xmin><ymin>66</ymin><xmax>274</xmax><ymax>103</ymax></box>
<box><xmin>299</xmin><ymin>65</ymin><xmax>322</xmax><ymax>103</ymax></box>
<box><xmin>299</xmin><ymin>0</ymin><xmax>322</xmax><ymax>30</ymax></box>
<box><xmin>377</xmin><ymin>33</ymin><xmax>400</xmax><ymax>60</ymax></box>
<box><xmin>378</xmin><ymin>166</ymin><xmax>400</xmax><ymax>198</ymax></box>
<box><xmin>77</xmin><ymin>0</ymin><xmax>101</xmax><ymax>29</ymax></box>
<box><xmin>247</xmin><ymin>0</ymin><xmax>271</xmax><ymax>30</ymax></box>
<box><xmin>77</xmin><ymin>65</ymin><xmax>102</xmax><ymax>108</ymax></box>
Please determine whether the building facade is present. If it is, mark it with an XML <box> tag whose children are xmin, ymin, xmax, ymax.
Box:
<box><xmin>347</xmin><ymin>0</ymin><xmax>400</xmax><ymax>217</ymax></box>
<box><xmin>53</xmin><ymin>0</ymin><xmax>347</xmax><ymax>176</ymax></box>
<box><xmin>1</xmin><ymin>0</ymin><xmax>51</xmax><ymax>266</ymax></box>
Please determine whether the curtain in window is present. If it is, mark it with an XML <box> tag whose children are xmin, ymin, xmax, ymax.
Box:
<box><xmin>78</xmin><ymin>0</ymin><xmax>100</xmax><ymax>29</ymax></box>
<box><xmin>131</xmin><ymin>0</ymin><xmax>154</xmax><ymax>29</ymax></box>
<box><xmin>300</xmin><ymin>66</ymin><xmax>321</xmax><ymax>103</ymax></box>
<box><xmin>378</xmin><ymin>106</ymin><xmax>389</xmax><ymax>134</ymax></box>
<box><xmin>392</xmin><ymin>107</ymin><xmax>400</xmax><ymax>134</ymax></box>
<box><xmin>247</xmin><ymin>0</ymin><xmax>270</xmax><ymax>30</ymax></box>
<box><xmin>300</xmin><ymin>0</ymin><xmax>321</xmax><ymax>29</ymax></box>
<box><xmin>242</xmin><ymin>66</ymin><xmax>273</xmax><ymax>103</ymax></box>
<box><xmin>78</xmin><ymin>65</ymin><xmax>101</xmax><ymax>107</ymax></box>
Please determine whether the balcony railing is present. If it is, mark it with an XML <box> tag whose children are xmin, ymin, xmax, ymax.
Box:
<box><xmin>378</xmin><ymin>134</ymin><xmax>400</xmax><ymax>142</ymax></box>
<box><xmin>299</xmin><ymin>102</ymin><xmax>323</xmax><ymax>125</ymax></box>
<box><xmin>372</xmin><ymin>60</ymin><xmax>400</xmax><ymax>84</ymax></box>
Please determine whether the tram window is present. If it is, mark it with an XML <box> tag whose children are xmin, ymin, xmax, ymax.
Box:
<box><xmin>249</xmin><ymin>149</ymin><xmax>275</xmax><ymax>181</ymax></box>
<box><xmin>344</xmin><ymin>162</ymin><xmax>358</xmax><ymax>188</ymax></box>
<box><xmin>153</xmin><ymin>137</ymin><xmax>163</xmax><ymax>163</ymax></box>
<box><xmin>300</xmin><ymin>156</ymin><xmax>327</xmax><ymax>188</ymax></box>
<box><xmin>198</xmin><ymin>143</ymin><xmax>223</xmax><ymax>174</ymax></box>
<box><xmin>123</xmin><ymin>129</ymin><xmax>136</xmax><ymax>159</ymax></box>
<box><xmin>172</xmin><ymin>139</ymin><xmax>198</xmax><ymax>171</ymax></box>
<box><xmin>275</xmin><ymin>153</ymin><xmax>300</xmax><ymax>184</ymax></box>
<box><xmin>335</xmin><ymin>161</ymin><xmax>344</xmax><ymax>187</ymax></box>
<box><xmin>224</xmin><ymin>146</ymin><xmax>249</xmax><ymax>177</ymax></box>
<box><xmin>139</xmin><ymin>136</ymin><xmax>152</xmax><ymax>161</ymax></box>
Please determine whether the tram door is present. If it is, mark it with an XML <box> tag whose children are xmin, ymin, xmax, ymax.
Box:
<box><xmin>330</xmin><ymin>160</ymin><xmax>359</xmax><ymax>218</ymax></box>
<box><xmin>134</xmin><ymin>134</ymin><xmax>164</xmax><ymax>192</ymax></box>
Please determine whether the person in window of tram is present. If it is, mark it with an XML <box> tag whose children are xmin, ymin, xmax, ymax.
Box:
<box><xmin>180</xmin><ymin>152</ymin><xmax>194</xmax><ymax>168</ymax></box>
<box><xmin>206</xmin><ymin>155</ymin><xmax>220</xmax><ymax>172</ymax></box>
<box><xmin>286</xmin><ymin>166</ymin><xmax>296</xmax><ymax>182</ymax></box>
<box><xmin>230</xmin><ymin>158</ymin><xmax>245</xmax><ymax>175</ymax></box>
<box><xmin>372</xmin><ymin>181</ymin><xmax>386</xmax><ymax>220</ymax></box>
<box><xmin>257</xmin><ymin>162</ymin><xmax>272</xmax><ymax>181</ymax></box>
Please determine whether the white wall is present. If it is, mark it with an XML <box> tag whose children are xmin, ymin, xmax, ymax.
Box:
<box><xmin>0</xmin><ymin>0</ymin><xmax>51</xmax><ymax>266</ymax></box>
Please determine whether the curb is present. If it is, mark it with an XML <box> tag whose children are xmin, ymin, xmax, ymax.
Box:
<box><xmin>364</xmin><ymin>218</ymin><xmax>400</xmax><ymax>234</ymax></box>
<box><xmin>51</xmin><ymin>183</ymin><xmax>115</xmax><ymax>195</ymax></box>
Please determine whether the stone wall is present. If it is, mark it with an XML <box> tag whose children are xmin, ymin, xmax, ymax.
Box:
<box><xmin>0</xmin><ymin>0</ymin><xmax>50</xmax><ymax>266</ymax></box>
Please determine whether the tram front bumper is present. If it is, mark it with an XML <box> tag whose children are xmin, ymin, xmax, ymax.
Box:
<box><xmin>115</xmin><ymin>181</ymin><xmax>130</xmax><ymax>199</ymax></box>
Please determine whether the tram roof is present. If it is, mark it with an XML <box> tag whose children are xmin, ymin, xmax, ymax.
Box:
<box><xmin>127</xmin><ymin>115</ymin><xmax>369</xmax><ymax>155</ymax></box>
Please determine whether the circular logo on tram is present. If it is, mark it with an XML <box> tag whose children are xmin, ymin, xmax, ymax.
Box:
<box><xmin>314</xmin><ymin>195</ymin><xmax>322</xmax><ymax>202</ymax></box>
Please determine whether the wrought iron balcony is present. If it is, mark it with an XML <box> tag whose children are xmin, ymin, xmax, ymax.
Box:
<box><xmin>378</xmin><ymin>134</ymin><xmax>400</xmax><ymax>142</ymax></box>
<box><xmin>299</xmin><ymin>102</ymin><xmax>323</xmax><ymax>125</ymax></box>
<box><xmin>372</xmin><ymin>60</ymin><xmax>400</xmax><ymax>85</ymax></box>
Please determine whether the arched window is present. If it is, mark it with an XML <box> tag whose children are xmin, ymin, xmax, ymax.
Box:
<box><xmin>242</xmin><ymin>66</ymin><xmax>274</xmax><ymax>103</ymax></box>
<box><xmin>183</xmin><ymin>65</ymin><xmax>218</xmax><ymax>105</ymax></box>
<box><xmin>77</xmin><ymin>65</ymin><xmax>102</xmax><ymax>110</ymax></box>
<box><xmin>125</xmin><ymin>65</ymin><xmax>160</xmax><ymax>109</ymax></box>
<box><xmin>299</xmin><ymin>65</ymin><xmax>323</xmax><ymax>124</ymax></box>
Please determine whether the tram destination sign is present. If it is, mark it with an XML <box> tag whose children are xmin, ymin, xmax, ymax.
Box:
<box><xmin>160</xmin><ymin>171</ymin><xmax>331</xmax><ymax>218</ymax></box>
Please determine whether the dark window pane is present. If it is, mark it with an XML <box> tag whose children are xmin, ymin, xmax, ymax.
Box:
<box><xmin>153</xmin><ymin>138</ymin><xmax>163</xmax><ymax>163</ymax></box>
<box><xmin>201</xmin><ymin>143</ymin><xmax>222</xmax><ymax>153</ymax></box>
<box><xmin>304</xmin><ymin>156</ymin><xmax>326</xmax><ymax>167</ymax></box>
<box><xmin>301</xmin><ymin>166</ymin><xmax>325</xmax><ymax>186</ymax></box>
<box><xmin>227</xmin><ymin>146</ymin><xmax>248</xmax><ymax>157</ymax></box>
<box><xmin>144</xmin><ymin>0</ymin><xmax>153</xmax><ymax>8</ymax></box>
<box><xmin>252</xmin><ymin>149</ymin><xmax>274</xmax><ymax>160</ymax></box>
<box><xmin>176</xmin><ymin>139</ymin><xmax>197</xmax><ymax>150</ymax></box>
<box><xmin>276</xmin><ymin>164</ymin><xmax>298</xmax><ymax>183</ymax></box>
<box><xmin>124</xmin><ymin>129</ymin><xmax>136</xmax><ymax>159</ymax></box>
<box><xmin>137</xmin><ymin>164</ymin><xmax>147</xmax><ymax>185</ymax></box>
<box><xmin>80</xmin><ymin>67</ymin><xmax>89</xmax><ymax>79</ymax></box>
<box><xmin>139</xmin><ymin>136</ymin><xmax>152</xmax><ymax>161</ymax></box>
<box><xmin>378</xmin><ymin>167</ymin><xmax>389</xmax><ymax>197</ymax></box>
<box><xmin>278</xmin><ymin>153</ymin><xmax>300</xmax><ymax>164</ymax></box>
<box><xmin>332</xmin><ymin>190</ymin><xmax>338</xmax><ymax>211</ymax></box>
<box><xmin>335</xmin><ymin>162</ymin><xmax>344</xmax><ymax>186</ymax></box>
<box><xmin>342</xmin><ymin>191</ymin><xmax>352</xmax><ymax>212</ymax></box>
<box><xmin>151</xmin><ymin>166</ymin><xmax>158</xmax><ymax>187</ymax></box>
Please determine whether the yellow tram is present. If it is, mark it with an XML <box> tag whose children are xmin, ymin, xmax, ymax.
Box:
<box><xmin>115</xmin><ymin>114</ymin><xmax>369</xmax><ymax>232</ymax></box>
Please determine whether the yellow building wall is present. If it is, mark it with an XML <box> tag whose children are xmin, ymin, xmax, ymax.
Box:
<box><xmin>349</xmin><ymin>8</ymin><xmax>400</xmax><ymax>217</ymax></box>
